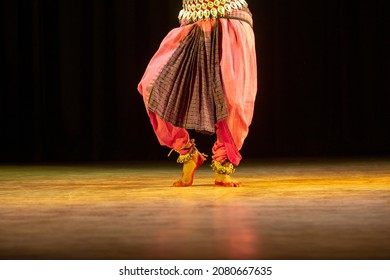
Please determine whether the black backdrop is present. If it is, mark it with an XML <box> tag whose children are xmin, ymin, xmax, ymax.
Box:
<box><xmin>1</xmin><ymin>0</ymin><xmax>389</xmax><ymax>162</ymax></box>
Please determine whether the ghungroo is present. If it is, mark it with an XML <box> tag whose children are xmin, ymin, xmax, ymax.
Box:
<box><xmin>169</xmin><ymin>139</ymin><xmax>207</xmax><ymax>164</ymax></box>
<box><xmin>211</xmin><ymin>159</ymin><xmax>235</xmax><ymax>175</ymax></box>
<box><xmin>177</xmin><ymin>147</ymin><xmax>197</xmax><ymax>164</ymax></box>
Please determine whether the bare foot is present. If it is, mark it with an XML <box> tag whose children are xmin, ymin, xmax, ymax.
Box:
<box><xmin>214</xmin><ymin>173</ymin><xmax>242</xmax><ymax>187</ymax></box>
<box><xmin>173</xmin><ymin>151</ymin><xmax>206</xmax><ymax>187</ymax></box>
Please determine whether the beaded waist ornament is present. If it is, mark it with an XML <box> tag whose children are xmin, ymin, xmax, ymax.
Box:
<box><xmin>178</xmin><ymin>0</ymin><xmax>249</xmax><ymax>23</ymax></box>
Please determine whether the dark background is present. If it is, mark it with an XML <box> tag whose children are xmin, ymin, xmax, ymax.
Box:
<box><xmin>1</xmin><ymin>0</ymin><xmax>389</xmax><ymax>162</ymax></box>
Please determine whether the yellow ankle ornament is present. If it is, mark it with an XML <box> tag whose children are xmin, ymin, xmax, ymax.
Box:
<box><xmin>211</xmin><ymin>160</ymin><xmax>235</xmax><ymax>175</ymax></box>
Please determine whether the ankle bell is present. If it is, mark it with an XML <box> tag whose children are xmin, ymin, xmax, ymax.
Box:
<box><xmin>211</xmin><ymin>160</ymin><xmax>236</xmax><ymax>175</ymax></box>
<box><xmin>176</xmin><ymin>148</ymin><xmax>197</xmax><ymax>164</ymax></box>
<box><xmin>168</xmin><ymin>139</ymin><xmax>200</xmax><ymax>164</ymax></box>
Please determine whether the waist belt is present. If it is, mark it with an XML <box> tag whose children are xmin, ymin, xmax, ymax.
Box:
<box><xmin>178</xmin><ymin>0</ymin><xmax>249</xmax><ymax>23</ymax></box>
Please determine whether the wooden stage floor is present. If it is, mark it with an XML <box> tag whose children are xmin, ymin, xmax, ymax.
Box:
<box><xmin>0</xmin><ymin>158</ymin><xmax>389</xmax><ymax>260</ymax></box>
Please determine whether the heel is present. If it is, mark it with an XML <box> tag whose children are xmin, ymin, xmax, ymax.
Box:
<box><xmin>196</xmin><ymin>152</ymin><xmax>207</xmax><ymax>169</ymax></box>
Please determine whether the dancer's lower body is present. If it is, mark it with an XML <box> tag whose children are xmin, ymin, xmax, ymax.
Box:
<box><xmin>138</xmin><ymin>10</ymin><xmax>257</xmax><ymax>187</ymax></box>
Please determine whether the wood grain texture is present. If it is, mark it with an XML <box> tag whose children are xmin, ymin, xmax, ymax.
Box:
<box><xmin>0</xmin><ymin>158</ymin><xmax>389</xmax><ymax>260</ymax></box>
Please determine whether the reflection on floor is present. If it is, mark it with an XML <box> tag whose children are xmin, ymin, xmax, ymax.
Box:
<box><xmin>0</xmin><ymin>158</ymin><xmax>389</xmax><ymax>260</ymax></box>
